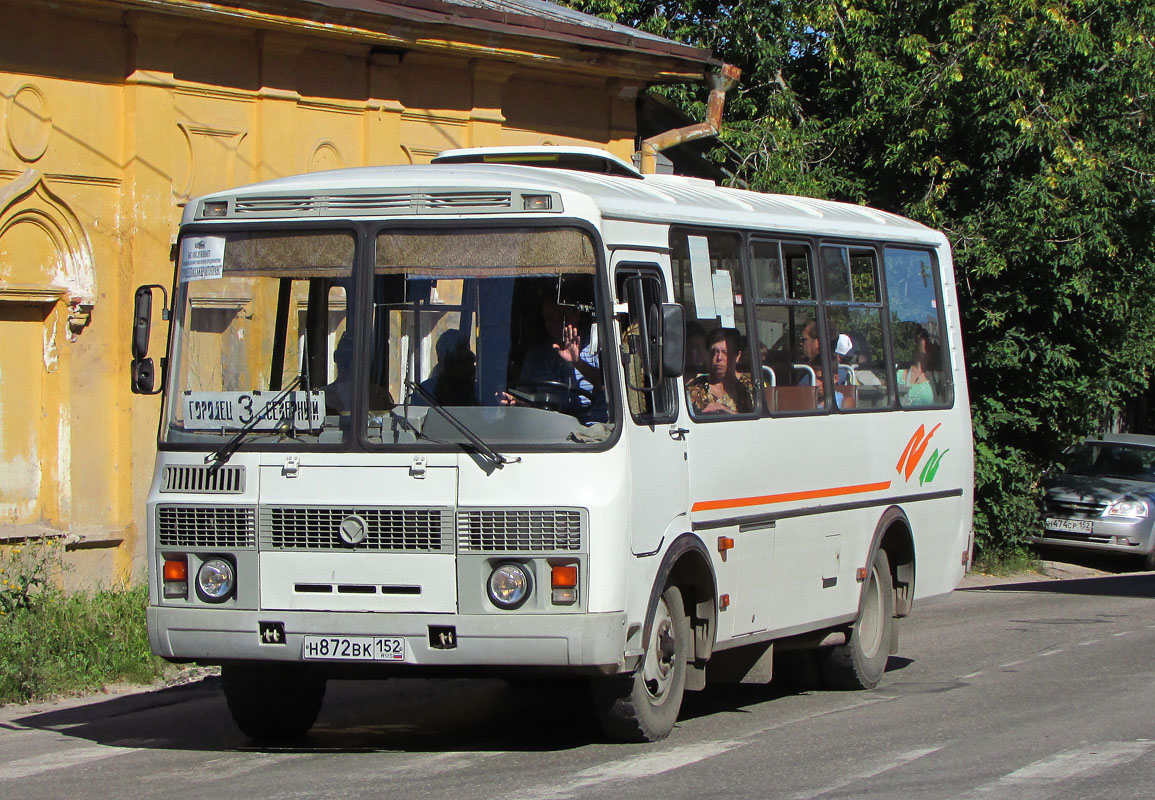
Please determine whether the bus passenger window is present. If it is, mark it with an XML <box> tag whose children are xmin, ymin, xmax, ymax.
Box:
<box><xmin>820</xmin><ymin>246</ymin><xmax>889</xmax><ymax>411</ymax></box>
<box><xmin>884</xmin><ymin>248</ymin><xmax>953</xmax><ymax>408</ymax></box>
<box><xmin>671</xmin><ymin>229</ymin><xmax>756</xmax><ymax>419</ymax></box>
<box><xmin>750</xmin><ymin>240</ymin><xmax>824</xmax><ymax>415</ymax></box>
<box><xmin>825</xmin><ymin>306</ymin><xmax>889</xmax><ymax>409</ymax></box>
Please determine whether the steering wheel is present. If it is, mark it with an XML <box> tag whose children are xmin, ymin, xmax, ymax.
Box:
<box><xmin>506</xmin><ymin>380</ymin><xmax>593</xmax><ymax>412</ymax></box>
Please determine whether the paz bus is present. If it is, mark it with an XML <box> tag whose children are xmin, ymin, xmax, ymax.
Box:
<box><xmin>131</xmin><ymin>145</ymin><xmax>973</xmax><ymax>743</ymax></box>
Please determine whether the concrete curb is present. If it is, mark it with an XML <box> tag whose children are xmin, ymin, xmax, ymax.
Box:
<box><xmin>960</xmin><ymin>560</ymin><xmax>1114</xmax><ymax>588</ymax></box>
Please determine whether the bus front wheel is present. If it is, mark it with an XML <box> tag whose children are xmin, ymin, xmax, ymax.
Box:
<box><xmin>820</xmin><ymin>548</ymin><xmax>894</xmax><ymax>690</ymax></box>
<box><xmin>222</xmin><ymin>663</ymin><xmax>327</xmax><ymax>742</ymax></box>
<box><xmin>590</xmin><ymin>584</ymin><xmax>689</xmax><ymax>742</ymax></box>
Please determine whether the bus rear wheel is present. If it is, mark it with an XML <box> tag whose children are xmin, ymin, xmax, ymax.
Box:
<box><xmin>222</xmin><ymin>663</ymin><xmax>327</xmax><ymax>742</ymax></box>
<box><xmin>820</xmin><ymin>549</ymin><xmax>894</xmax><ymax>690</ymax></box>
<box><xmin>590</xmin><ymin>584</ymin><xmax>689</xmax><ymax>742</ymax></box>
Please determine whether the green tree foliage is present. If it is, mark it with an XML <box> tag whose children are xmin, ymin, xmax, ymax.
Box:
<box><xmin>569</xmin><ymin>0</ymin><xmax>1155</xmax><ymax>558</ymax></box>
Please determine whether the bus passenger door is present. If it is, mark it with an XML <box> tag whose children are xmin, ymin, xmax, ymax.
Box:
<box><xmin>613</xmin><ymin>258</ymin><xmax>690</xmax><ymax>556</ymax></box>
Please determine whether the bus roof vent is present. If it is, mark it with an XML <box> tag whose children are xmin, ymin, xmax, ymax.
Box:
<box><xmin>433</xmin><ymin>146</ymin><xmax>643</xmax><ymax>179</ymax></box>
<box><xmin>223</xmin><ymin>190</ymin><xmax>515</xmax><ymax>218</ymax></box>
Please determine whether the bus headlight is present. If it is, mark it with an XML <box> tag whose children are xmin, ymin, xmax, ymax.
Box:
<box><xmin>196</xmin><ymin>558</ymin><xmax>236</xmax><ymax>603</ymax></box>
<box><xmin>488</xmin><ymin>563</ymin><xmax>531</xmax><ymax>609</ymax></box>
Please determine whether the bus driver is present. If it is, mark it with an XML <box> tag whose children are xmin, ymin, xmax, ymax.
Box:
<box><xmin>499</xmin><ymin>298</ymin><xmax>607</xmax><ymax>422</ymax></box>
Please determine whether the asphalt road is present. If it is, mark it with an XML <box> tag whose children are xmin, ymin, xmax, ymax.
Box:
<box><xmin>2</xmin><ymin>564</ymin><xmax>1154</xmax><ymax>800</ymax></box>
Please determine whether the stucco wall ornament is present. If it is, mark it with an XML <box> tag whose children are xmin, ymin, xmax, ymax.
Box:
<box><xmin>7</xmin><ymin>85</ymin><xmax>52</xmax><ymax>163</ymax></box>
<box><xmin>0</xmin><ymin>169</ymin><xmax>96</xmax><ymax>339</ymax></box>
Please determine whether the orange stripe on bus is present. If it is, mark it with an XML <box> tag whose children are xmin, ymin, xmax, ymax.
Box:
<box><xmin>691</xmin><ymin>480</ymin><xmax>893</xmax><ymax>513</ymax></box>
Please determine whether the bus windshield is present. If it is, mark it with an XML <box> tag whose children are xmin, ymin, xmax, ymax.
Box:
<box><xmin>163</xmin><ymin>226</ymin><xmax>613</xmax><ymax>449</ymax></box>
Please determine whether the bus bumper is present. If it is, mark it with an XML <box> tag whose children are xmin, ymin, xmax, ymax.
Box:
<box><xmin>148</xmin><ymin>606</ymin><xmax>629</xmax><ymax>670</ymax></box>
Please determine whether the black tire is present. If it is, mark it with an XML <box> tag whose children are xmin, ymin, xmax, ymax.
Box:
<box><xmin>221</xmin><ymin>663</ymin><xmax>327</xmax><ymax>743</ymax></box>
<box><xmin>590</xmin><ymin>584</ymin><xmax>689</xmax><ymax>742</ymax></box>
<box><xmin>1143</xmin><ymin>546</ymin><xmax>1155</xmax><ymax>572</ymax></box>
<box><xmin>820</xmin><ymin>549</ymin><xmax>895</xmax><ymax>690</ymax></box>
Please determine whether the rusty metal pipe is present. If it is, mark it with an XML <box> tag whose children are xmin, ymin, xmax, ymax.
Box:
<box><xmin>638</xmin><ymin>63</ymin><xmax>741</xmax><ymax>175</ymax></box>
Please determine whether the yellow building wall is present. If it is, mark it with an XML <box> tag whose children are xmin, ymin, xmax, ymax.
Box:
<box><xmin>0</xmin><ymin>1</ymin><xmax>644</xmax><ymax>587</ymax></box>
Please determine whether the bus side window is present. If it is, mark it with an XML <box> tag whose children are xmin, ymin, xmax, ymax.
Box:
<box><xmin>750</xmin><ymin>239</ymin><xmax>823</xmax><ymax>415</ymax></box>
<box><xmin>670</xmin><ymin>229</ymin><xmax>756</xmax><ymax>419</ymax></box>
<box><xmin>822</xmin><ymin>247</ymin><xmax>890</xmax><ymax>410</ymax></box>
<box><xmin>884</xmin><ymin>248</ymin><xmax>953</xmax><ymax>408</ymax></box>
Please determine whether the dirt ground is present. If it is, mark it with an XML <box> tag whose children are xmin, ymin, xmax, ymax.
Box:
<box><xmin>960</xmin><ymin>558</ymin><xmax>1116</xmax><ymax>588</ymax></box>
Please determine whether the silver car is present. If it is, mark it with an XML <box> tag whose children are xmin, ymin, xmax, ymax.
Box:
<box><xmin>1036</xmin><ymin>433</ymin><xmax>1155</xmax><ymax>569</ymax></box>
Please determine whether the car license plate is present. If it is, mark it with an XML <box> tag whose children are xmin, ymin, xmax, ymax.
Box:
<box><xmin>302</xmin><ymin>635</ymin><xmax>404</xmax><ymax>662</ymax></box>
<box><xmin>1044</xmin><ymin>517</ymin><xmax>1094</xmax><ymax>535</ymax></box>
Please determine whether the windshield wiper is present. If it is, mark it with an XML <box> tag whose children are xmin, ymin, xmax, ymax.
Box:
<box><xmin>404</xmin><ymin>380</ymin><xmax>518</xmax><ymax>470</ymax></box>
<box><xmin>205</xmin><ymin>374</ymin><xmax>304</xmax><ymax>467</ymax></box>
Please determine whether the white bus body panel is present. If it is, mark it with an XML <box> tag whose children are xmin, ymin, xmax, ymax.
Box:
<box><xmin>152</xmin><ymin>160</ymin><xmax>975</xmax><ymax>674</ymax></box>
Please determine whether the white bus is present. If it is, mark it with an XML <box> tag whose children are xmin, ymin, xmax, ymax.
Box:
<box><xmin>132</xmin><ymin>146</ymin><xmax>973</xmax><ymax>743</ymax></box>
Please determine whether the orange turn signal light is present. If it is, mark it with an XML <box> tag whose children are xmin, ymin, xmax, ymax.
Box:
<box><xmin>717</xmin><ymin>536</ymin><xmax>735</xmax><ymax>552</ymax></box>
<box><xmin>164</xmin><ymin>558</ymin><xmax>188</xmax><ymax>581</ymax></box>
<box><xmin>551</xmin><ymin>564</ymin><xmax>578</xmax><ymax>589</ymax></box>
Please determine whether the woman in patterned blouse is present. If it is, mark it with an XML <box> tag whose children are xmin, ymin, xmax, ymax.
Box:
<box><xmin>686</xmin><ymin>327</ymin><xmax>754</xmax><ymax>415</ymax></box>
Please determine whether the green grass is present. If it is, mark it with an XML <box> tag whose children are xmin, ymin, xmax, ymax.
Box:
<box><xmin>0</xmin><ymin>582</ymin><xmax>167</xmax><ymax>705</ymax></box>
<box><xmin>971</xmin><ymin>547</ymin><xmax>1041</xmax><ymax>577</ymax></box>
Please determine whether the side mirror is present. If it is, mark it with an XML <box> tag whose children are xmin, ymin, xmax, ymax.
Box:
<box><xmin>132</xmin><ymin>285</ymin><xmax>153</xmax><ymax>359</ymax></box>
<box><xmin>132</xmin><ymin>358</ymin><xmax>156</xmax><ymax>394</ymax></box>
<box><xmin>658</xmin><ymin>303</ymin><xmax>684</xmax><ymax>379</ymax></box>
<box><xmin>131</xmin><ymin>284</ymin><xmax>169</xmax><ymax>395</ymax></box>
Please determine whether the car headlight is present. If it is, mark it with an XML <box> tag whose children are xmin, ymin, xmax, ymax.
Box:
<box><xmin>196</xmin><ymin>557</ymin><xmax>236</xmax><ymax>602</ymax></box>
<box><xmin>1103</xmin><ymin>500</ymin><xmax>1149</xmax><ymax>519</ymax></box>
<box><xmin>488</xmin><ymin>563</ymin><xmax>531</xmax><ymax>609</ymax></box>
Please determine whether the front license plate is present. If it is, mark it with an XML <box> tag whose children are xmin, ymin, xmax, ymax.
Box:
<box><xmin>302</xmin><ymin>635</ymin><xmax>405</xmax><ymax>662</ymax></box>
<box><xmin>1044</xmin><ymin>517</ymin><xmax>1094</xmax><ymax>535</ymax></box>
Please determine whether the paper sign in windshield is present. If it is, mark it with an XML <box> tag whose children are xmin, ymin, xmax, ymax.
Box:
<box><xmin>712</xmin><ymin>270</ymin><xmax>735</xmax><ymax>328</ymax></box>
<box><xmin>180</xmin><ymin>236</ymin><xmax>226</xmax><ymax>282</ymax></box>
<box><xmin>182</xmin><ymin>391</ymin><xmax>324</xmax><ymax>431</ymax></box>
<box><xmin>687</xmin><ymin>236</ymin><xmax>717</xmax><ymax>320</ymax></box>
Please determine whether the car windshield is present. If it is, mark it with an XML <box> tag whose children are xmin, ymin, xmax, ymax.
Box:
<box><xmin>1060</xmin><ymin>442</ymin><xmax>1155</xmax><ymax>481</ymax></box>
<box><xmin>162</xmin><ymin>226</ymin><xmax>614</xmax><ymax>449</ymax></box>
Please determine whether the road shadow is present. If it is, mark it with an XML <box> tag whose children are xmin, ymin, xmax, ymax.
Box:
<box><xmin>961</xmin><ymin>571</ymin><xmax>1155</xmax><ymax>599</ymax></box>
<box><xmin>678</xmin><ymin>650</ymin><xmax>915</xmax><ymax>723</ymax></box>
<box><xmin>679</xmin><ymin>682</ymin><xmax>794</xmax><ymax>721</ymax></box>
<box><xmin>3</xmin><ymin>676</ymin><xmax>604</xmax><ymax>754</ymax></box>
<box><xmin>6</xmin><ymin>651</ymin><xmax>915</xmax><ymax>753</ymax></box>
<box><xmin>1032</xmin><ymin>546</ymin><xmax>1146</xmax><ymax>574</ymax></box>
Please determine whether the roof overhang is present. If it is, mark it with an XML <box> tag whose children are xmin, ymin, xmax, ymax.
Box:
<box><xmin>94</xmin><ymin>0</ymin><xmax>719</xmax><ymax>83</ymax></box>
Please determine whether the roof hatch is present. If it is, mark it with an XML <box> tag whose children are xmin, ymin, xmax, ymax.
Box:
<box><xmin>432</xmin><ymin>146</ymin><xmax>643</xmax><ymax>179</ymax></box>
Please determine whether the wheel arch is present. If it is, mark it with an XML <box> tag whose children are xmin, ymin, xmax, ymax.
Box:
<box><xmin>643</xmin><ymin>532</ymin><xmax>718</xmax><ymax>664</ymax></box>
<box><xmin>866</xmin><ymin>506</ymin><xmax>916</xmax><ymax>618</ymax></box>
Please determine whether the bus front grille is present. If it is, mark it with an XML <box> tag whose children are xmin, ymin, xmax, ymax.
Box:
<box><xmin>457</xmin><ymin>509</ymin><xmax>584</xmax><ymax>552</ymax></box>
<box><xmin>157</xmin><ymin>505</ymin><xmax>257</xmax><ymax>549</ymax></box>
<box><xmin>259</xmin><ymin>507</ymin><xmax>454</xmax><ymax>552</ymax></box>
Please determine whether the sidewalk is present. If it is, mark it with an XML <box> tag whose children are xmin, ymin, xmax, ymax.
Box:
<box><xmin>960</xmin><ymin>559</ymin><xmax>1113</xmax><ymax>588</ymax></box>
